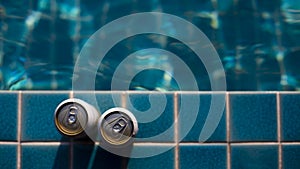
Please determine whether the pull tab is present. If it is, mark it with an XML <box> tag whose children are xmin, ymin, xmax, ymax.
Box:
<box><xmin>67</xmin><ymin>106</ymin><xmax>78</xmax><ymax>125</ymax></box>
<box><xmin>112</xmin><ymin>118</ymin><xmax>127</xmax><ymax>133</ymax></box>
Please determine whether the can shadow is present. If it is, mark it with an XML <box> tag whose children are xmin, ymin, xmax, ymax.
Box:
<box><xmin>51</xmin><ymin>137</ymin><xmax>72</xmax><ymax>169</ymax></box>
<box><xmin>52</xmin><ymin>137</ymin><xmax>131</xmax><ymax>169</ymax></box>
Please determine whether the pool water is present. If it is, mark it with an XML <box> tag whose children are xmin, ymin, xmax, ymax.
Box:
<box><xmin>1</xmin><ymin>0</ymin><xmax>300</xmax><ymax>91</ymax></box>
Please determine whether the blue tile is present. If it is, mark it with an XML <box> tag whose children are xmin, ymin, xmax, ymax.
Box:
<box><xmin>73</xmin><ymin>92</ymin><xmax>122</xmax><ymax>114</ymax></box>
<box><xmin>231</xmin><ymin>145</ymin><xmax>278</xmax><ymax>169</ymax></box>
<box><xmin>73</xmin><ymin>143</ymin><xmax>124</xmax><ymax>169</ymax></box>
<box><xmin>0</xmin><ymin>92</ymin><xmax>18</xmax><ymax>141</ymax></box>
<box><xmin>126</xmin><ymin>93</ymin><xmax>174</xmax><ymax>142</ymax></box>
<box><xmin>179</xmin><ymin>94</ymin><xmax>226</xmax><ymax>142</ymax></box>
<box><xmin>282</xmin><ymin>145</ymin><xmax>300</xmax><ymax>169</ymax></box>
<box><xmin>21</xmin><ymin>144</ymin><xmax>70</xmax><ymax>169</ymax></box>
<box><xmin>21</xmin><ymin>92</ymin><xmax>70</xmax><ymax>141</ymax></box>
<box><xmin>281</xmin><ymin>94</ymin><xmax>300</xmax><ymax>141</ymax></box>
<box><xmin>230</xmin><ymin>94</ymin><xmax>277</xmax><ymax>141</ymax></box>
<box><xmin>128</xmin><ymin>146</ymin><xmax>174</xmax><ymax>169</ymax></box>
<box><xmin>0</xmin><ymin>144</ymin><xmax>17</xmax><ymax>169</ymax></box>
<box><xmin>180</xmin><ymin>144</ymin><xmax>227</xmax><ymax>169</ymax></box>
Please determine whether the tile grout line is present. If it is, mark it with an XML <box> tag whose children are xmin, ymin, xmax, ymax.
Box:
<box><xmin>121</xmin><ymin>92</ymin><xmax>126</xmax><ymax>108</ymax></box>
<box><xmin>230</xmin><ymin>142</ymin><xmax>280</xmax><ymax>145</ymax></box>
<box><xmin>276</xmin><ymin>92</ymin><xmax>282</xmax><ymax>169</ymax></box>
<box><xmin>21</xmin><ymin>142</ymin><xmax>71</xmax><ymax>145</ymax></box>
<box><xmin>17</xmin><ymin>91</ymin><xmax>22</xmax><ymax>169</ymax></box>
<box><xmin>282</xmin><ymin>142</ymin><xmax>300</xmax><ymax>145</ymax></box>
<box><xmin>174</xmin><ymin>92</ymin><xmax>179</xmax><ymax>169</ymax></box>
<box><xmin>226</xmin><ymin>92</ymin><xmax>231</xmax><ymax>169</ymax></box>
<box><xmin>69</xmin><ymin>91</ymin><xmax>74</xmax><ymax>169</ymax></box>
<box><xmin>12</xmin><ymin>141</ymin><xmax>300</xmax><ymax>145</ymax></box>
<box><xmin>134</xmin><ymin>142</ymin><xmax>176</xmax><ymax>146</ymax></box>
<box><xmin>0</xmin><ymin>142</ymin><xmax>18</xmax><ymax>145</ymax></box>
<box><xmin>4</xmin><ymin>91</ymin><xmax>299</xmax><ymax>94</ymax></box>
<box><xmin>70</xmin><ymin>91</ymin><xmax>74</xmax><ymax>99</ymax></box>
<box><xmin>179</xmin><ymin>142</ymin><xmax>227</xmax><ymax>146</ymax></box>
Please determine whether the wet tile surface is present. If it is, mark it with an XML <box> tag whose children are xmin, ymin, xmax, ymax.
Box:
<box><xmin>230</xmin><ymin>94</ymin><xmax>277</xmax><ymax>141</ymax></box>
<box><xmin>231</xmin><ymin>144</ymin><xmax>278</xmax><ymax>169</ymax></box>
<box><xmin>21</xmin><ymin>144</ymin><xmax>70</xmax><ymax>169</ymax></box>
<box><xmin>282</xmin><ymin>145</ymin><xmax>300</xmax><ymax>169</ymax></box>
<box><xmin>180</xmin><ymin>144</ymin><xmax>227</xmax><ymax>169</ymax></box>
<box><xmin>0</xmin><ymin>144</ymin><xmax>17</xmax><ymax>169</ymax></box>
<box><xmin>179</xmin><ymin>93</ymin><xmax>226</xmax><ymax>142</ymax></box>
<box><xmin>0</xmin><ymin>91</ymin><xmax>298</xmax><ymax>169</ymax></box>
<box><xmin>21</xmin><ymin>92</ymin><xmax>70</xmax><ymax>141</ymax></box>
<box><xmin>0</xmin><ymin>92</ymin><xmax>18</xmax><ymax>141</ymax></box>
<box><xmin>281</xmin><ymin>94</ymin><xmax>300</xmax><ymax>141</ymax></box>
<box><xmin>128</xmin><ymin>145</ymin><xmax>175</xmax><ymax>169</ymax></box>
<box><xmin>126</xmin><ymin>93</ymin><xmax>174</xmax><ymax>142</ymax></box>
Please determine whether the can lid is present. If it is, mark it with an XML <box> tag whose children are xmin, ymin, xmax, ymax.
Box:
<box><xmin>55</xmin><ymin>102</ymin><xmax>88</xmax><ymax>136</ymax></box>
<box><xmin>99</xmin><ymin>108</ymin><xmax>138</xmax><ymax>146</ymax></box>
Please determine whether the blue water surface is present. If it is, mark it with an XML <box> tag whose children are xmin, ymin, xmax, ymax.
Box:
<box><xmin>0</xmin><ymin>0</ymin><xmax>300</xmax><ymax>91</ymax></box>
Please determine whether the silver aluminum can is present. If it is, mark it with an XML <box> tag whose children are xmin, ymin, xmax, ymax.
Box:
<box><xmin>98</xmin><ymin>107</ymin><xmax>138</xmax><ymax>147</ymax></box>
<box><xmin>54</xmin><ymin>98</ymin><xmax>100</xmax><ymax>138</ymax></box>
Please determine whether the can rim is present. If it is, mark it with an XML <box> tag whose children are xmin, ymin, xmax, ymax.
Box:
<box><xmin>98</xmin><ymin>107</ymin><xmax>138</xmax><ymax>147</ymax></box>
<box><xmin>54</xmin><ymin>98</ymin><xmax>88</xmax><ymax>136</ymax></box>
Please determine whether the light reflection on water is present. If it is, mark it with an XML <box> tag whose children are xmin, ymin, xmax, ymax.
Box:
<box><xmin>0</xmin><ymin>0</ymin><xmax>300</xmax><ymax>90</ymax></box>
